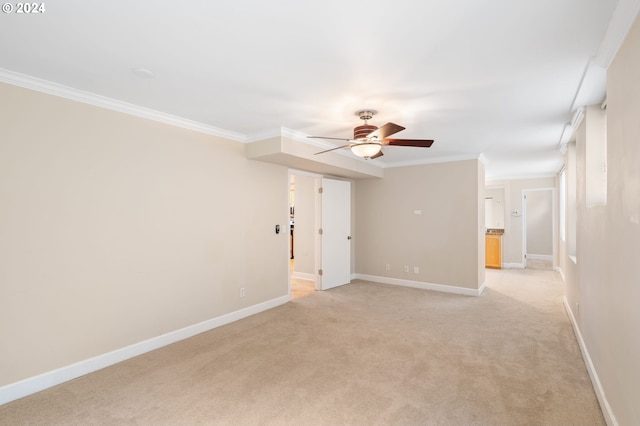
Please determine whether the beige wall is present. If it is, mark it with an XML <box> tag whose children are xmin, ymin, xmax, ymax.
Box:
<box><xmin>525</xmin><ymin>189</ymin><xmax>553</xmax><ymax>256</ymax></box>
<box><xmin>0</xmin><ymin>83</ymin><xmax>289</xmax><ymax>387</ymax></box>
<box><xmin>477</xmin><ymin>160</ymin><xmax>486</xmax><ymax>287</ymax></box>
<box><xmin>562</xmin><ymin>15</ymin><xmax>640</xmax><ymax>425</ymax></box>
<box><xmin>355</xmin><ymin>160</ymin><xmax>484</xmax><ymax>290</ymax></box>
<box><xmin>484</xmin><ymin>186</ymin><xmax>505</xmax><ymax>229</ymax></box>
<box><xmin>486</xmin><ymin>177</ymin><xmax>556</xmax><ymax>266</ymax></box>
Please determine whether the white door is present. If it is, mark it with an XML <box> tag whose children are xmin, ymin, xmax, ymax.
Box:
<box><xmin>320</xmin><ymin>178</ymin><xmax>351</xmax><ymax>290</ymax></box>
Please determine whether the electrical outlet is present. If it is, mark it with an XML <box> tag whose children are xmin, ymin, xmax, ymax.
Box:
<box><xmin>240</xmin><ymin>287</ymin><xmax>245</xmax><ymax>298</ymax></box>
<box><xmin>414</xmin><ymin>266</ymin><xmax>419</xmax><ymax>274</ymax></box>
<box><xmin>403</xmin><ymin>266</ymin><xmax>409</xmax><ymax>273</ymax></box>
<box><xmin>385</xmin><ymin>264</ymin><xmax>391</xmax><ymax>271</ymax></box>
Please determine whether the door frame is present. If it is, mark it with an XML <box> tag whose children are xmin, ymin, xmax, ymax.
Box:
<box><xmin>287</xmin><ymin>170</ymin><xmax>353</xmax><ymax>298</ymax></box>
<box><xmin>287</xmin><ymin>169</ymin><xmax>323</xmax><ymax>298</ymax></box>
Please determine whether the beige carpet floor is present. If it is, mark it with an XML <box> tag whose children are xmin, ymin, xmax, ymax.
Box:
<box><xmin>0</xmin><ymin>268</ymin><xmax>604</xmax><ymax>425</ymax></box>
<box><xmin>290</xmin><ymin>260</ymin><xmax>316</xmax><ymax>300</ymax></box>
<box><xmin>291</xmin><ymin>277</ymin><xmax>316</xmax><ymax>300</ymax></box>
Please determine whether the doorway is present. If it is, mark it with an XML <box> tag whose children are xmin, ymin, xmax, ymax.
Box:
<box><xmin>287</xmin><ymin>172</ymin><xmax>353</xmax><ymax>299</ymax></box>
<box><xmin>288</xmin><ymin>172</ymin><xmax>318</xmax><ymax>300</ymax></box>
<box><xmin>522</xmin><ymin>188</ymin><xmax>555</xmax><ymax>270</ymax></box>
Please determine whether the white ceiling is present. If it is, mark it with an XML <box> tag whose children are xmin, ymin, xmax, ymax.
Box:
<box><xmin>1</xmin><ymin>0</ymin><xmax>637</xmax><ymax>179</ymax></box>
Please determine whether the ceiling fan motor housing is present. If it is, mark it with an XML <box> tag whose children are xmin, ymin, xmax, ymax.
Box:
<box><xmin>354</xmin><ymin>124</ymin><xmax>378</xmax><ymax>140</ymax></box>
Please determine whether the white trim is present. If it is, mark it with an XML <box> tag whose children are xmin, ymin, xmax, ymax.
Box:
<box><xmin>485</xmin><ymin>184</ymin><xmax>506</xmax><ymax>190</ymax></box>
<box><xmin>572</xmin><ymin>107</ymin><xmax>586</xmax><ymax>130</ymax></box>
<box><xmin>288</xmin><ymin>169</ymin><xmax>324</xmax><ymax>179</ymax></box>
<box><xmin>485</xmin><ymin>171</ymin><xmax>558</xmax><ymax>181</ymax></box>
<box><xmin>313</xmin><ymin>178</ymin><xmax>323</xmax><ymax>291</ymax></box>
<box><xmin>0</xmin><ymin>68</ymin><xmax>246</xmax><ymax>142</ymax></box>
<box><xmin>522</xmin><ymin>190</ymin><xmax>527</xmax><ymax>267</ymax></box>
<box><xmin>556</xmin><ymin>266</ymin><xmax>565</xmax><ymax>282</ymax></box>
<box><xmin>563</xmin><ymin>297</ymin><xmax>618</xmax><ymax>426</ymax></box>
<box><xmin>594</xmin><ymin>0</ymin><xmax>640</xmax><ymax>68</ymax></box>
<box><xmin>352</xmin><ymin>274</ymin><xmax>485</xmax><ymax>297</ymax></box>
<box><xmin>526</xmin><ymin>254</ymin><xmax>553</xmax><ymax>261</ymax></box>
<box><xmin>503</xmin><ymin>263</ymin><xmax>525</xmax><ymax>269</ymax></box>
<box><xmin>0</xmin><ymin>295</ymin><xmax>289</xmax><ymax>406</ymax></box>
<box><xmin>559</xmin><ymin>122</ymin><xmax>575</xmax><ymax>147</ymax></box>
<box><xmin>292</xmin><ymin>272</ymin><xmax>316</xmax><ymax>281</ymax></box>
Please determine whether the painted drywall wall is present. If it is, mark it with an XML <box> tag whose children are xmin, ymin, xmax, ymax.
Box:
<box><xmin>355</xmin><ymin>160</ymin><xmax>483</xmax><ymax>290</ymax></box>
<box><xmin>0</xmin><ymin>82</ymin><xmax>289</xmax><ymax>387</ymax></box>
<box><xmin>525</xmin><ymin>190</ymin><xmax>553</xmax><ymax>256</ymax></box>
<box><xmin>486</xmin><ymin>177</ymin><xmax>556</xmax><ymax>266</ymax></box>
<box><xmin>484</xmin><ymin>187</ymin><xmax>505</xmax><ymax>229</ymax></box>
<box><xmin>477</xmin><ymin>160</ymin><xmax>486</xmax><ymax>287</ymax></box>
<box><xmin>562</xmin><ymin>15</ymin><xmax>640</xmax><ymax>425</ymax></box>
<box><xmin>560</xmin><ymin>142</ymin><xmax>579</xmax><ymax>301</ymax></box>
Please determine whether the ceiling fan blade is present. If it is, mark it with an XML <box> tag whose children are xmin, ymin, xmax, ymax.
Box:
<box><xmin>383</xmin><ymin>138</ymin><xmax>434</xmax><ymax>147</ymax></box>
<box><xmin>314</xmin><ymin>144</ymin><xmax>353</xmax><ymax>155</ymax></box>
<box><xmin>366</xmin><ymin>122</ymin><xmax>405</xmax><ymax>140</ymax></box>
<box><xmin>370</xmin><ymin>150</ymin><xmax>384</xmax><ymax>159</ymax></box>
<box><xmin>307</xmin><ymin>136</ymin><xmax>352</xmax><ymax>142</ymax></box>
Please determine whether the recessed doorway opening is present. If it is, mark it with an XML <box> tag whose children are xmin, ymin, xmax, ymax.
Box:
<box><xmin>288</xmin><ymin>172</ymin><xmax>319</xmax><ymax>300</ymax></box>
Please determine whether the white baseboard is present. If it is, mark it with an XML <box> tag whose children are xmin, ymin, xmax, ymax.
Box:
<box><xmin>526</xmin><ymin>254</ymin><xmax>553</xmax><ymax>260</ymax></box>
<box><xmin>352</xmin><ymin>274</ymin><xmax>485</xmax><ymax>297</ymax></box>
<box><xmin>292</xmin><ymin>272</ymin><xmax>315</xmax><ymax>281</ymax></box>
<box><xmin>504</xmin><ymin>263</ymin><xmax>524</xmax><ymax>269</ymax></box>
<box><xmin>0</xmin><ymin>295</ymin><xmax>290</xmax><ymax>406</ymax></box>
<box><xmin>562</xmin><ymin>297</ymin><xmax>617</xmax><ymax>426</ymax></box>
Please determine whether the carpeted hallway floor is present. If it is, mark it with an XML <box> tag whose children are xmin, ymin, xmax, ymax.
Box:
<box><xmin>0</xmin><ymin>268</ymin><xmax>604</xmax><ymax>425</ymax></box>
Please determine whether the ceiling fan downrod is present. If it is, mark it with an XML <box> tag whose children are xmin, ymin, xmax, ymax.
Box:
<box><xmin>354</xmin><ymin>109</ymin><xmax>378</xmax><ymax>140</ymax></box>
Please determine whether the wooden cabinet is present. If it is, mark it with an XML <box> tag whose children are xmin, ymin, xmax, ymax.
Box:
<box><xmin>485</xmin><ymin>234</ymin><xmax>502</xmax><ymax>269</ymax></box>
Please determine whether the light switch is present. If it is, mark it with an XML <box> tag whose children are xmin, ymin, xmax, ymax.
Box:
<box><xmin>413</xmin><ymin>209</ymin><xmax>422</xmax><ymax>215</ymax></box>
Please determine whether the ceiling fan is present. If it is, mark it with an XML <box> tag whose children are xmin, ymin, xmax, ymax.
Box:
<box><xmin>308</xmin><ymin>110</ymin><xmax>434</xmax><ymax>159</ymax></box>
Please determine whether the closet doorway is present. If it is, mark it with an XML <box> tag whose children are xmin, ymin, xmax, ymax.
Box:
<box><xmin>288</xmin><ymin>172</ymin><xmax>319</xmax><ymax>300</ymax></box>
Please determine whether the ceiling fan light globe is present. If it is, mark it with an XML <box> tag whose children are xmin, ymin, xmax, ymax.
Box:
<box><xmin>351</xmin><ymin>142</ymin><xmax>382</xmax><ymax>159</ymax></box>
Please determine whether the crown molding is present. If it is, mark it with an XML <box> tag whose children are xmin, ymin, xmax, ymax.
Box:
<box><xmin>0</xmin><ymin>68</ymin><xmax>247</xmax><ymax>142</ymax></box>
<box><xmin>485</xmin><ymin>171</ymin><xmax>558</xmax><ymax>181</ymax></box>
<box><xmin>571</xmin><ymin>107</ymin><xmax>585</xmax><ymax>129</ymax></box>
<box><xmin>594</xmin><ymin>0</ymin><xmax>640</xmax><ymax>68</ymax></box>
<box><xmin>278</xmin><ymin>127</ymin><xmax>312</xmax><ymax>144</ymax></box>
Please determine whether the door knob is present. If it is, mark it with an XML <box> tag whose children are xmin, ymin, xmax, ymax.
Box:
<box><xmin>347</xmin><ymin>236</ymin><xmax>351</xmax><ymax>240</ymax></box>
